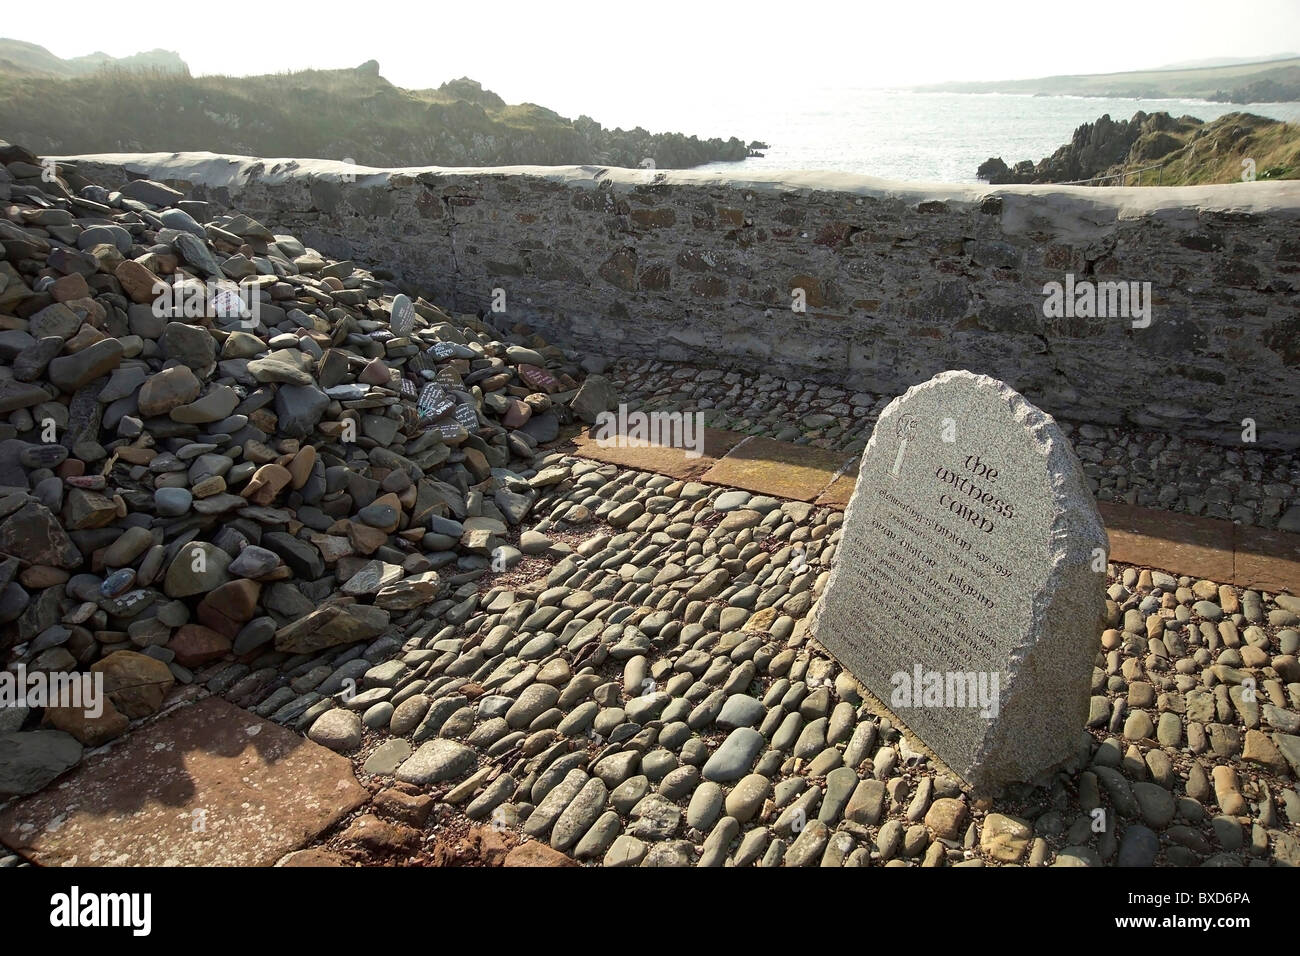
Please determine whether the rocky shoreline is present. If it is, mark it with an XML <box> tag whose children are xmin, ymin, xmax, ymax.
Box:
<box><xmin>0</xmin><ymin>62</ymin><xmax>752</xmax><ymax>170</ymax></box>
<box><xmin>977</xmin><ymin>110</ymin><xmax>1300</xmax><ymax>186</ymax></box>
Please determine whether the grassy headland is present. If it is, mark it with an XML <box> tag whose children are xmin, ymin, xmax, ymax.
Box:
<box><xmin>0</xmin><ymin>43</ymin><xmax>751</xmax><ymax>169</ymax></box>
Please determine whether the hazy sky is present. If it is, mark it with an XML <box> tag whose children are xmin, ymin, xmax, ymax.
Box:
<box><xmin>12</xmin><ymin>0</ymin><xmax>1300</xmax><ymax>130</ymax></box>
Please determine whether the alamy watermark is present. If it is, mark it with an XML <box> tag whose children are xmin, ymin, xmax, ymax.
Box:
<box><xmin>890</xmin><ymin>665</ymin><xmax>1000</xmax><ymax>719</ymax></box>
<box><xmin>1</xmin><ymin>664</ymin><xmax>104</xmax><ymax>718</ymax></box>
<box><xmin>1042</xmin><ymin>273</ymin><xmax>1151</xmax><ymax>329</ymax></box>
<box><xmin>50</xmin><ymin>886</ymin><xmax>151</xmax><ymax>936</ymax></box>
<box><xmin>592</xmin><ymin>404</ymin><xmax>705</xmax><ymax>458</ymax></box>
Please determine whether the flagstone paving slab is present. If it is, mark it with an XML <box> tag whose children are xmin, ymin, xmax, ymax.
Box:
<box><xmin>1233</xmin><ymin>525</ymin><xmax>1300</xmax><ymax>596</ymax></box>
<box><xmin>813</xmin><ymin>461</ymin><xmax>860</xmax><ymax>509</ymax></box>
<box><xmin>1098</xmin><ymin>501</ymin><xmax>1236</xmax><ymax>585</ymax></box>
<box><xmin>699</xmin><ymin>436</ymin><xmax>851</xmax><ymax>501</ymax></box>
<box><xmin>0</xmin><ymin>697</ymin><xmax>368</xmax><ymax>867</ymax></box>
<box><xmin>571</xmin><ymin>426</ymin><xmax>744</xmax><ymax>480</ymax></box>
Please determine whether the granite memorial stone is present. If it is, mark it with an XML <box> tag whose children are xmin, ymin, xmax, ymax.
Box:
<box><xmin>810</xmin><ymin>370</ymin><xmax>1107</xmax><ymax>793</ymax></box>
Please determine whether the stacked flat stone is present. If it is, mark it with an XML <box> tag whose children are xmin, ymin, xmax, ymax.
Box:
<box><xmin>0</xmin><ymin>139</ymin><xmax>615</xmax><ymax>793</ymax></box>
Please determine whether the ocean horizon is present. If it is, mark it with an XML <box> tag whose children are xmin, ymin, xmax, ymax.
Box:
<box><xmin>601</xmin><ymin>89</ymin><xmax>1300</xmax><ymax>183</ymax></box>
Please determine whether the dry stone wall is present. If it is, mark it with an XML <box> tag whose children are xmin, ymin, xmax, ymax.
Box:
<box><xmin>67</xmin><ymin>153</ymin><xmax>1300</xmax><ymax>450</ymax></box>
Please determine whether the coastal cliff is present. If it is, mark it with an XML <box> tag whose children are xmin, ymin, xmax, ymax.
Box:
<box><xmin>978</xmin><ymin>111</ymin><xmax>1300</xmax><ymax>185</ymax></box>
<box><xmin>0</xmin><ymin>59</ymin><xmax>751</xmax><ymax>170</ymax></box>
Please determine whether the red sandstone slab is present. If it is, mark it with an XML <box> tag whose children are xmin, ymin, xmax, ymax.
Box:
<box><xmin>701</xmin><ymin>436</ymin><xmax>852</xmax><ymax>502</ymax></box>
<box><xmin>571</xmin><ymin>426</ymin><xmax>746</xmax><ymax>481</ymax></box>
<box><xmin>1098</xmin><ymin>500</ymin><xmax>1234</xmax><ymax>583</ymax></box>
<box><xmin>0</xmin><ymin>697</ymin><xmax>368</xmax><ymax>867</ymax></box>
<box><xmin>1233</xmin><ymin>525</ymin><xmax>1300</xmax><ymax>596</ymax></box>
<box><xmin>814</xmin><ymin>460</ymin><xmax>861</xmax><ymax>509</ymax></box>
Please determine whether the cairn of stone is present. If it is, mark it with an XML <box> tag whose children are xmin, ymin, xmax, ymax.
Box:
<box><xmin>0</xmin><ymin>139</ymin><xmax>615</xmax><ymax>792</ymax></box>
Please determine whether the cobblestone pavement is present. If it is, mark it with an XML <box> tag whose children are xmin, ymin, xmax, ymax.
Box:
<box><xmin>604</xmin><ymin>358</ymin><xmax>1300</xmax><ymax>532</ymax></box>
<box><xmin>244</xmin><ymin>456</ymin><xmax>1299</xmax><ymax>867</ymax></box>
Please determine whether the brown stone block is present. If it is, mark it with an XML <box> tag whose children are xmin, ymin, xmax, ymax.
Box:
<box><xmin>1233</xmin><ymin>525</ymin><xmax>1300</xmax><ymax>596</ymax></box>
<box><xmin>0</xmin><ymin>698</ymin><xmax>368</xmax><ymax>866</ymax></box>
<box><xmin>717</xmin><ymin>207</ymin><xmax>744</xmax><ymax>227</ymax></box>
<box><xmin>503</xmin><ymin>840</ymin><xmax>577</xmax><ymax>867</ymax></box>
<box><xmin>44</xmin><ymin>697</ymin><xmax>130</xmax><ymax>747</ymax></box>
<box><xmin>197</xmin><ymin>579</ymin><xmax>262</xmax><ymax>636</ymax></box>
<box><xmin>114</xmin><ymin>259</ymin><xmax>162</xmax><ymax>304</ymax></box>
<box><xmin>701</xmin><ymin>436</ymin><xmax>851</xmax><ymax>502</ymax></box>
<box><xmin>630</xmin><ymin>207</ymin><xmax>676</xmax><ymax>229</ymax></box>
<box><xmin>571</xmin><ymin>426</ymin><xmax>745</xmax><ymax>481</ymax></box>
<box><xmin>167</xmin><ymin>622</ymin><xmax>233</xmax><ymax>667</ymax></box>
<box><xmin>689</xmin><ymin>275</ymin><xmax>728</xmax><ymax>297</ymax></box>
<box><xmin>814</xmin><ymin>461</ymin><xmax>860</xmax><ymax>509</ymax></box>
<box><xmin>241</xmin><ymin>462</ymin><xmax>292</xmax><ymax>505</ymax></box>
<box><xmin>91</xmin><ymin>650</ymin><xmax>174</xmax><ymax>718</ymax></box>
<box><xmin>788</xmin><ymin>274</ymin><xmax>825</xmax><ymax>307</ymax></box>
<box><xmin>639</xmin><ymin>265</ymin><xmax>671</xmax><ymax>290</ymax></box>
<box><xmin>1097</xmin><ymin>501</ymin><xmax>1233</xmax><ymax>582</ymax></box>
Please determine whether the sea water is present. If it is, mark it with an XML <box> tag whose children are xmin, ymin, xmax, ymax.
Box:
<box><xmin>601</xmin><ymin>88</ymin><xmax>1300</xmax><ymax>182</ymax></box>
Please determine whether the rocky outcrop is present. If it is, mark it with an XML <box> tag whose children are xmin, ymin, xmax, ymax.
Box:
<box><xmin>0</xmin><ymin>64</ymin><xmax>750</xmax><ymax>169</ymax></box>
<box><xmin>978</xmin><ymin>110</ymin><xmax>1298</xmax><ymax>185</ymax></box>
<box><xmin>978</xmin><ymin>112</ymin><xmax>1182</xmax><ymax>184</ymax></box>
